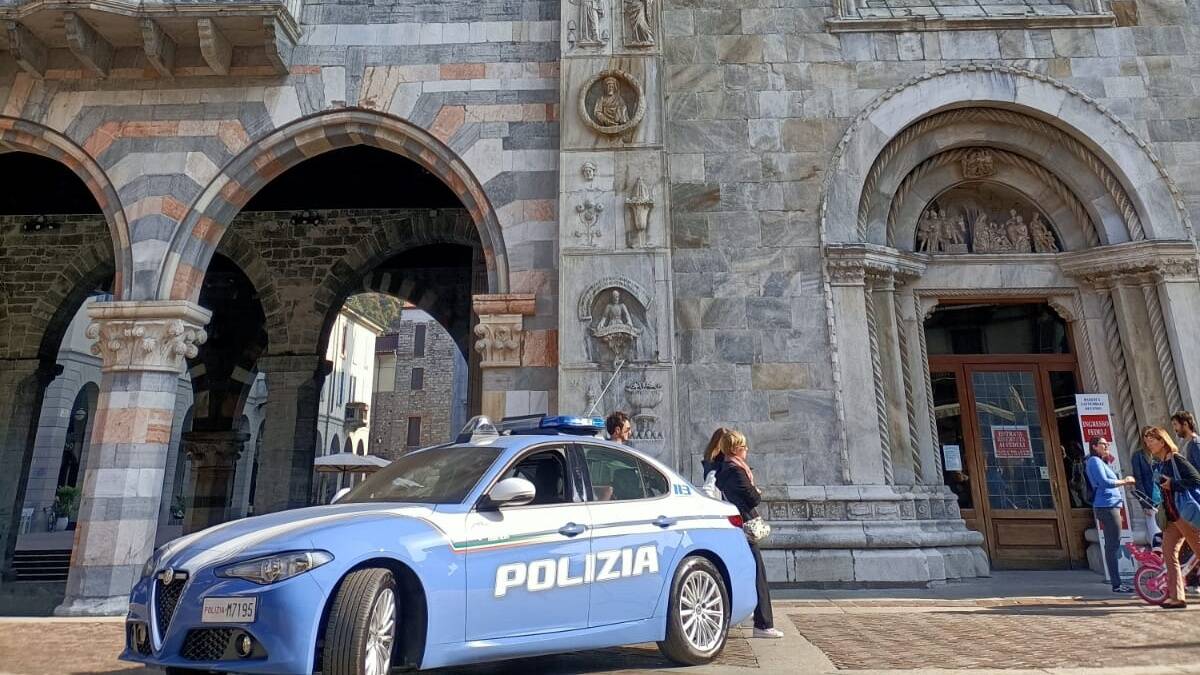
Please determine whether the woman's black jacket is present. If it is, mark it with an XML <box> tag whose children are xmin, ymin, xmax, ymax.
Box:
<box><xmin>715</xmin><ymin>461</ymin><xmax>761</xmax><ymax>520</ymax></box>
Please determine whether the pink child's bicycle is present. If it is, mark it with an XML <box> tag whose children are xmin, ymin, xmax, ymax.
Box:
<box><xmin>1126</xmin><ymin>541</ymin><xmax>1200</xmax><ymax>605</ymax></box>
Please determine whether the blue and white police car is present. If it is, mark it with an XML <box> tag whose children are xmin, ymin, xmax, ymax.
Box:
<box><xmin>122</xmin><ymin>415</ymin><xmax>757</xmax><ymax>674</ymax></box>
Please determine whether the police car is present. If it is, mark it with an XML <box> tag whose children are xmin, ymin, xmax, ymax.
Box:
<box><xmin>122</xmin><ymin>415</ymin><xmax>757</xmax><ymax>674</ymax></box>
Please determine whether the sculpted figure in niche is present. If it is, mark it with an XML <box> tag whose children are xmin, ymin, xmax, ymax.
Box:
<box><xmin>593</xmin><ymin>76</ymin><xmax>630</xmax><ymax>127</ymax></box>
<box><xmin>1004</xmin><ymin>209</ymin><xmax>1031</xmax><ymax>252</ymax></box>
<box><xmin>942</xmin><ymin>214</ymin><xmax>966</xmax><ymax>247</ymax></box>
<box><xmin>598</xmin><ymin>290</ymin><xmax>634</xmax><ymax>329</ymax></box>
<box><xmin>1030</xmin><ymin>213</ymin><xmax>1059</xmax><ymax>253</ymax></box>
<box><xmin>916</xmin><ymin>207</ymin><xmax>943</xmax><ymax>253</ymax></box>
<box><xmin>625</xmin><ymin>0</ymin><xmax>655</xmax><ymax>46</ymax></box>
<box><xmin>574</xmin><ymin>0</ymin><xmax>606</xmax><ymax>45</ymax></box>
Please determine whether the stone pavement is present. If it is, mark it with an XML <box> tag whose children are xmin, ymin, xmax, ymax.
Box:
<box><xmin>3</xmin><ymin>572</ymin><xmax>1200</xmax><ymax>674</ymax></box>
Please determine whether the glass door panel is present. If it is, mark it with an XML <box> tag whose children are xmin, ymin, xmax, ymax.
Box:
<box><xmin>971</xmin><ymin>369</ymin><xmax>1055</xmax><ymax>511</ymax></box>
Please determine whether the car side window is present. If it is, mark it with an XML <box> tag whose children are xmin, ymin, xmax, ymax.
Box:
<box><xmin>499</xmin><ymin>447</ymin><xmax>570</xmax><ymax>505</ymax></box>
<box><xmin>581</xmin><ymin>445</ymin><xmax>668</xmax><ymax>501</ymax></box>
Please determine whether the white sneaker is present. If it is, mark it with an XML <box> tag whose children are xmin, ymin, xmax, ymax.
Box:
<box><xmin>753</xmin><ymin>627</ymin><xmax>784</xmax><ymax>639</ymax></box>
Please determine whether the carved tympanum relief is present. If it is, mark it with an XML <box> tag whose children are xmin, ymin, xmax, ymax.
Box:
<box><xmin>579</xmin><ymin>70</ymin><xmax>645</xmax><ymax>137</ymax></box>
<box><xmin>624</xmin><ymin>0</ymin><xmax>656</xmax><ymax>47</ymax></box>
<box><xmin>960</xmin><ymin>148</ymin><xmax>995</xmax><ymax>179</ymax></box>
<box><xmin>916</xmin><ymin>184</ymin><xmax>1062</xmax><ymax>255</ymax></box>
<box><xmin>568</xmin><ymin>0</ymin><xmax>608</xmax><ymax>48</ymax></box>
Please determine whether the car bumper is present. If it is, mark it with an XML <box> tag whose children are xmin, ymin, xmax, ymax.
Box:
<box><xmin>120</xmin><ymin>568</ymin><xmax>327</xmax><ymax>674</ymax></box>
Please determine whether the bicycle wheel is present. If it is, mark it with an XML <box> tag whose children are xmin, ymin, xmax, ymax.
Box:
<box><xmin>1133</xmin><ymin>565</ymin><xmax>1168</xmax><ymax>605</ymax></box>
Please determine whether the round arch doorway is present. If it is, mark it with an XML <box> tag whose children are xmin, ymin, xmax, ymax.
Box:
<box><xmin>927</xmin><ymin>302</ymin><xmax>1090</xmax><ymax>569</ymax></box>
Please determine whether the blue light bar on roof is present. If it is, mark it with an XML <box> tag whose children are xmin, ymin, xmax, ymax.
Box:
<box><xmin>538</xmin><ymin>415</ymin><xmax>605</xmax><ymax>434</ymax></box>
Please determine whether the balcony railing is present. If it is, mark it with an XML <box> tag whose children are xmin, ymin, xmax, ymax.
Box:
<box><xmin>345</xmin><ymin>402</ymin><xmax>369</xmax><ymax>432</ymax></box>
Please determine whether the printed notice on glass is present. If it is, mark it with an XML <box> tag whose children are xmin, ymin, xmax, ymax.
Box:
<box><xmin>991</xmin><ymin>425</ymin><xmax>1033</xmax><ymax>459</ymax></box>
<box><xmin>942</xmin><ymin>445</ymin><xmax>963</xmax><ymax>472</ymax></box>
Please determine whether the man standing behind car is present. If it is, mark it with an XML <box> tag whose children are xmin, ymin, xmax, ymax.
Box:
<box><xmin>606</xmin><ymin>411</ymin><xmax>633</xmax><ymax>445</ymax></box>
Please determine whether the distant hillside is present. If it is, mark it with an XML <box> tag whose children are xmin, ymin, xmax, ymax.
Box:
<box><xmin>345</xmin><ymin>293</ymin><xmax>405</xmax><ymax>332</ymax></box>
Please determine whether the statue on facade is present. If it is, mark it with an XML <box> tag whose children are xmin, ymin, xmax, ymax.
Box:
<box><xmin>971</xmin><ymin>214</ymin><xmax>991</xmax><ymax>253</ymax></box>
<box><xmin>624</xmin><ymin>0</ymin><xmax>655</xmax><ymax>46</ymax></box>
<box><xmin>942</xmin><ymin>213</ymin><xmax>967</xmax><ymax>247</ymax></box>
<box><xmin>1004</xmin><ymin>209</ymin><xmax>1031</xmax><ymax>252</ymax></box>
<box><xmin>917</xmin><ymin>207</ymin><xmax>943</xmax><ymax>253</ymax></box>
<box><xmin>1030</xmin><ymin>212</ymin><xmax>1059</xmax><ymax>253</ymax></box>
<box><xmin>593</xmin><ymin>76</ymin><xmax>630</xmax><ymax>127</ymax></box>
<box><xmin>570</xmin><ymin>0</ymin><xmax>607</xmax><ymax>46</ymax></box>
<box><xmin>592</xmin><ymin>289</ymin><xmax>640</xmax><ymax>362</ymax></box>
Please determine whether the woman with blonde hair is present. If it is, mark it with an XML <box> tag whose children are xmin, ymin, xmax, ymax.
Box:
<box><xmin>1143</xmin><ymin>425</ymin><xmax>1200</xmax><ymax>609</ymax></box>
<box><xmin>714</xmin><ymin>429</ymin><xmax>783</xmax><ymax>639</ymax></box>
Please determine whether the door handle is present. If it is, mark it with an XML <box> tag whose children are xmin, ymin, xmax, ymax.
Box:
<box><xmin>559</xmin><ymin>522</ymin><xmax>586</xmax><ymax>537</ymax></box>
<box><xmin>653</xmin><ymin>515</ymin><xmax>676</xmax><ymax>528</ymax></box>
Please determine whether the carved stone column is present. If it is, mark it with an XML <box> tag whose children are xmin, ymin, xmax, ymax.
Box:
<box><xmin>0</xmin><ymin>358</ymin><xmax>60</xmax><ymax>582</ymax></box>
<box><xmin>1063</xmin><ymin>242</ymin><xmax>1198</xmax><ymax>457</ymax></box>
<box><xmin>254</xmin><ymin>354</ymin><xmax>329</xmax><ymax>515</ymax></box>
<box><xmin>183</xmin><ymin>430</ymin><xmax>249</xmax><ymax>534</ymax></box>
<box><xmin>57</xmin><ymin>301</ymin><xmax>210</xmax><ymax>616</ymax></box>
<box><xmin>473</xmin><ymin>294</ymin><xmax>537</xmax><ymax>419</ymax></box>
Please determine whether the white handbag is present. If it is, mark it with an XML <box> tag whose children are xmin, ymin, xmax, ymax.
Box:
<box><xmin>743</xmin><ymin>515</ymin><xmax>771</xmax><ymax>543</ymax></box>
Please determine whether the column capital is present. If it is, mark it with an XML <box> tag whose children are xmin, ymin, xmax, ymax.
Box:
<box><xmin>825</xmin><ymin>243</ymin><xmax>925</xmax><ymax>288</ymax></box>
<box><xmin>86</xmin><ymin>301</ymin><xmax>211</xmax><ymax>374</ymax></box>
<box><xmin>1061</xmin><ymin>240</ymin><xmax>1199</xmax><ymax>288</ymax></box>
<box><xmin>183</xmin><ymin>430</ymin><xmax>249</xmax><ymax>468</ymax></box>
<box><xmin>472</xmin><ymin>293</ymin><xmax>535</xmax><ymax>369</ymax></box>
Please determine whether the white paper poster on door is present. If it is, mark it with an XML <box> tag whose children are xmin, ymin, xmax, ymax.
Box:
<box><xmin>991</xmin><ymin>425</ymin><xmax>1033</xmax><ymax>459</ymax></box>
<box><xmin>942</xmin><ymin>445</ymin><xmax>963</xmax><ymax>472</ymax></box>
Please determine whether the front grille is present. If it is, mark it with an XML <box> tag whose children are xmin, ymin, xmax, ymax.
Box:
<box><xmin>182</xmin><ymin>628</ymin><xmax>235</xmax><ymax>661</ymax></box>
<box><xmin>154</xmin><ymin>576</ymin><xmax>186</xmax><ymax>637</ymax></box>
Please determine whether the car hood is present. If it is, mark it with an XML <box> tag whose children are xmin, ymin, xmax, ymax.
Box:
<box><xmin>157</xmin><ymin>503</ymin><xmax>435</xmax><ymax>571</ymax></box>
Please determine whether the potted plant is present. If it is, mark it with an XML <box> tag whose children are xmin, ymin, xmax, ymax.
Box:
<box><xmin>53</xmin><ymin>485</ymin><xmax>81</xmax><ymax>531</ymax></box>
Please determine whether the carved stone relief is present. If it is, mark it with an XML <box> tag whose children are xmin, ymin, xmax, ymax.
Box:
<box><xmin>573</xmin><ymin>198</ymin><xmax>604</xmax><ymax>247</ymax></box>
<box><xmin>581</xmin><ymin>161</ymin><xmax>598</xmax><ymax>182</ymax></box>
<box><xmin>579</xmin><ymin>69</ymin><xmax>645</xmax><ymax>137</ymax></box>
<box><xmin>568</xmin><ymin>0</ymin><xmax>608</xmax><ymax>48</ymax></box>
<box><xmin>623</xmin><ymin>0</ymin><xmax>656</xmax><ymax>47</ymax></box>
<box><xmin>87</xmin><ymin>303</ymin><xmax>210</xmax><ymax>373</ymax></box>
<box><xmin>578</xmin><ymin>276</ymin><xmax>655</xmax><ymax>364</ymax></box>
<box><xmin>624</xmin><ymin>176</ymin><xmax>654</xmax><ymax>248</ymax></box>
<box><xmin>960</xmin><ymin>148</ymin><xmax>995</xmax><ymax>178</ymax></box>
<box><xmin>625</xmin><ymin>376</ymin><xmax>663</xmax><ymax>439</ymax></box>
<box><xmin>473</xmin><ymin>314</ymin><xmax>523</xmax><ymax>368</ymax></box>
<box><xmin>916</xmin><ymin>184</ymin><xmax>1062</xmax><ymax>255</ymax></box>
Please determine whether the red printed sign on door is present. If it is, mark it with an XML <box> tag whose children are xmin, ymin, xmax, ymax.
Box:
<box><xmin>992</xmin><ymin>425</ymin><xmax>1033</xmax><ymax>459</ymax></box>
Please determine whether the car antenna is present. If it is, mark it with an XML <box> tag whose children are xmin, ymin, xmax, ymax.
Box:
<box><xmin>585</xmin><ymin>358</ymin><xmax>625</xmax><ymax>416</ymax></box>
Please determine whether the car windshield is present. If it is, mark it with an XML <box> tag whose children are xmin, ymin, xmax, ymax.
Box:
<box><xmin>340</xmin><ymin>445</ymin><xmax>501</xmax><ymax>504</ymax></box>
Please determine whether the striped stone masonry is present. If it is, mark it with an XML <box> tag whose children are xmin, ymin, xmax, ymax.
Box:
<box><xmin>56</xmin><ymin>300</ymin><xmax>209</xmax><ymax>616</ymax></box>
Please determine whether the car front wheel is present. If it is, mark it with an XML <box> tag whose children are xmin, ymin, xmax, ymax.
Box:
<box><xmin>322</xmin><ymin>568</ymin><xmax>397</xmax><ymax>675</ymax></box>
<box><xmin>657</xmin><ymin>555</ymin><xmax>729</xmax><ymax>665</ymax></box>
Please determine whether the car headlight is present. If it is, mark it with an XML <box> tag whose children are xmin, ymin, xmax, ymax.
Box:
<box><xmin>216</xmin><ymin>551</ymin><xmax>334</xmax><ymax>585</ymax></box>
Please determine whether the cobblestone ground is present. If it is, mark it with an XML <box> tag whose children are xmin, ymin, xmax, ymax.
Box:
<box><xmin>0</xmin><ymin>620</ymin><xmax>757</xmax><ymax>674</ymax></box>
<box><xmin>787</xmin><ymin>598</ymin><xmax>1200</xmax><ymax>670</ymax></box>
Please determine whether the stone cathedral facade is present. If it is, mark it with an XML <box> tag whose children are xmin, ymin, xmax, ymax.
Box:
<box><xmin>0</xmin><ymin>0</ymin><xmax>1197</xmax><ymax>613</ymax></box>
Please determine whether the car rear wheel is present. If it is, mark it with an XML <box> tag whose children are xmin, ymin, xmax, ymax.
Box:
<box><xmin>322</xmin><ymin>568</ymin><xmax>397</xmax><ymax>675</ymax></box>
<box><xmin>657</xmin><ymin>555</ymin><xmax>729</xmax><ymax>666</ymax></box>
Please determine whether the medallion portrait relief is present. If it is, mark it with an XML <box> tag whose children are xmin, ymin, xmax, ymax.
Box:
<box><xmin>578</xmin><ymin>69</ymin><xmax>646</xmax><ymax>137</ymax></box>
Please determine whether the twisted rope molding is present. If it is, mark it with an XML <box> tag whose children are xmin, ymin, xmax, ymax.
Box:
<box><xmin>863</xmin><ymin>281</ymin><xmax>894</xmax><ymax>485</ymax></box>
<box><xmin>917</xmin><ymin>298</ymin><xmax>943</xmax><ymax>477</ymax></box>
<box><xmin>829</xmin><ymin>65</ymin><xmax>1191</xmax><ymax>245</ymax></box>
<box><xmin>1102</xmin><ymin>291</ymin><xmax>1141</xmax><ymax>454</ymax></box>
<box><xmin>862</xmin><ymin>108</ymin><xmax>1141</xmax><ymax>245</ymax></box>
<box><xmin>896</xmin><ymin>308</ymin><xmax>923</xmax><ymax>483</ymax></box>
<box><xmin>885</xmin><ymin>147</ymin><xmax>1098</xmax><ymax>250</ymax></box>
<box><xmin>1142</xmin><ymin>282</ymin><xmax>1183</xmax><ymax>414</ymax></box>
<box><xmin>817</xmin><ymin>64</ymin><xmax>1190</xmax><ymax>487</ymax></box>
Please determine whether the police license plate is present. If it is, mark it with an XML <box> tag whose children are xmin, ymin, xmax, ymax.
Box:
<box><xmin>201</xmin><ymin>597</ymin><xmax>257</xmax><ymax>623</ymax></box>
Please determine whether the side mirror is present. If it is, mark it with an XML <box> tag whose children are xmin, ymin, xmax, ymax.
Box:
<box><xmin>482</xmin><ymin>477</ymin><xmax>536</xmax><ymax>509</ymax></box>
<box><xmin>331</xmin><ymin>487</ymin><xmax>351</xmax><ymax>504</ymax></box>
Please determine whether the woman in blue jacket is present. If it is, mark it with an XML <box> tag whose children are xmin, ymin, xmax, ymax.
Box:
<box><xmin>1085</xmin><ymin>436</ymin><xmax>1136</xmax><ymax>592</ymax></box>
